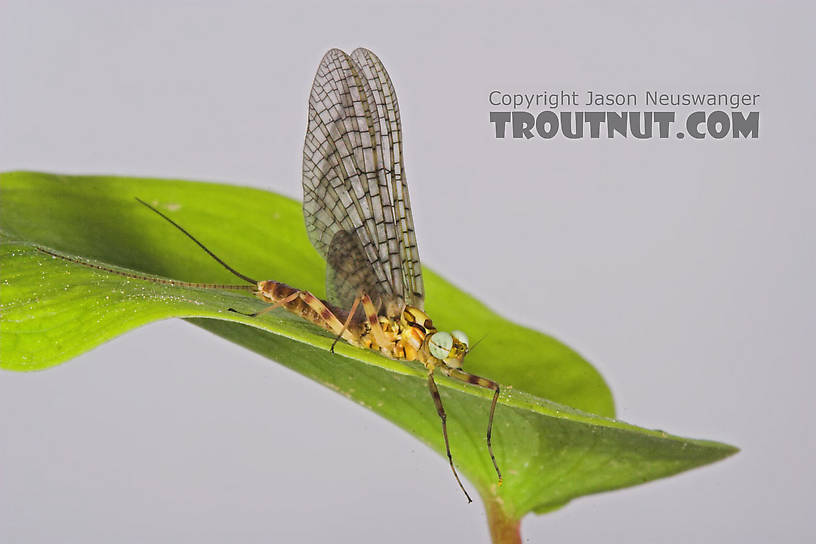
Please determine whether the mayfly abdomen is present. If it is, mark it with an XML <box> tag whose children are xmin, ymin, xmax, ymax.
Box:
<box><xmin>255</xmin><ymin>280</ymin><xmax>358</xmax><ymax>344</ymax></box>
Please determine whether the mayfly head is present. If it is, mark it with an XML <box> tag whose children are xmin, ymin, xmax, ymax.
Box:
<box><xmin>427</xmin><ymin>330</ymin><xmax>469</xmax><ymax>368</ymax></box>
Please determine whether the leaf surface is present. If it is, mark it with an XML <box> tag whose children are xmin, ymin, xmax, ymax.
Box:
<box><xmin>0</xmin><ymin>172</ymin><xmax>737</xmax><ymax>520</ymax></box>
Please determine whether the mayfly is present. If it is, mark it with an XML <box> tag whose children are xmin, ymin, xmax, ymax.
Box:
<box><xmin>38</xmin><ymin>48</ymin><xmax>501</xmax><ymax>502</ymax></box>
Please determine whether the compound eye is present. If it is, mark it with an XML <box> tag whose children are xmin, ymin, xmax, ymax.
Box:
<box><xmin>451</xmin><ymin>330</ymin><xmax>469</xmax><ymax>349</ymax></box>
<box><xmin>428</xmin><ymin>332</ymin><xmax>453</xmax><ymax>359</ymax></box>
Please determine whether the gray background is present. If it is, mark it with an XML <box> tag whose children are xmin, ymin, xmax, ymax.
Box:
<box><xmin>1</xmin><ymin>1</ymin><xmax>813</xmax><ymax>542</ymax></box>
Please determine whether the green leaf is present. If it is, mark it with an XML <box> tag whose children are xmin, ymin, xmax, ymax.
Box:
<box><xmin>0</xmin><ymin>172</ymin><xmax>736</xmax><ymax>531</ymax></box>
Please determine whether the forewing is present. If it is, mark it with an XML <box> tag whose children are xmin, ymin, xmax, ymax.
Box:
<box><xmin>303</xmin><ymin>48</ymin><xmax>424</xmax><ymax>315</ymax></box>
<box><xmin>351</xmin><ymin>48</ymin><xmax>424</xmax><ymax>308</ymax></box>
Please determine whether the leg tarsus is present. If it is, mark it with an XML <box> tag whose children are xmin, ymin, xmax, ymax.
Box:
<box><xmin>487</xmin><ymin>385</ymin><xmax>502</xmax><ymax>485</ymax></box>
<box><xmin>230</xmin><ymin>290</ymin><xmax>300</xmax><ymax>318</ymax></box>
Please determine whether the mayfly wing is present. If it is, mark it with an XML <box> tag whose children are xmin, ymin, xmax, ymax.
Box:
<box><xmin>302</xmin><ymin>48</ymin><xmax>395</xmax><ymax>314</ymax></box>
<box><xmin>324</xmin><ymin>229</ymin><xmax>384</xmax><ymax>312</ymax></box>
<box><xmin>302</xmin><ymin>48</ymin><xmax>424</xmax><ymax>318</ymax></box>
<box><xmin>349</xmin><ymin>48</ymin><xmax>424</xmax><ymax>310</ymax></box>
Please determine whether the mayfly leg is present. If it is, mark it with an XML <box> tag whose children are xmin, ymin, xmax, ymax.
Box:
<box><xmin>324</xmin><ymin>290</ymin><xmax>389</xmax><ymax>353</ymax></box>
<box><xmin>228</xmin><ymin>291</ymin><xmax>301</xmax><ymax>318</ymax></box>
<box><xmin>330</xmin><ymin>295</ymin><xmax>361</xmax><ymax>353</ymax></box>
<box><xmin>297</xmin><ymin>290</ymin><xmax>359</xmax><ymax>344</ymax></box>
<box><xmin>360</xmin><ymin>294</ymin><xmax>389</xmax><ymax>348</ymax></box>
<box><xmin>440</xmin><ymin>367</ymin><xmax>503</xmax><ymax>485</ymax></box>
<box><xmin>427</xmin><ymin>371</ymin><xmax>473</xmax><ymax>503</ymax></box>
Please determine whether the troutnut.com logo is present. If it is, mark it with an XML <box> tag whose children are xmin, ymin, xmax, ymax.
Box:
<box><xmin>489</xmin><ymin>91</ymin><xmax>760</xmax><ymax>140</ymax></box>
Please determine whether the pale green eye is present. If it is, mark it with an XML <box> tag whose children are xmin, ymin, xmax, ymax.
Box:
<box><xmin>428</xmin><ymin>332</ymin><xmax>453</xmax><ymax>359</ymax></box>
<box><xmin>451</xmin><ymin>330</ymin><xmax>469</xmax><ymax>349</ymax></box>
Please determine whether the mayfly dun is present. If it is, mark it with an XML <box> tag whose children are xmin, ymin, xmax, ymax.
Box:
<box><xmin>38</xmin><ymin>48</ymin><xmax>502</xmax><ymax>502</ymax></box>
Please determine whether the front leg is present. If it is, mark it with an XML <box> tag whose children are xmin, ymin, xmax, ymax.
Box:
<box><xmin>427</xmin><ymin>369</ymin><xmax>472</xmax><ymax>503</ymax></box>
<box><xmin>439</xmin><ymin>366</ymin><xmax>503</xmax><ymax>484</ymax></box>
